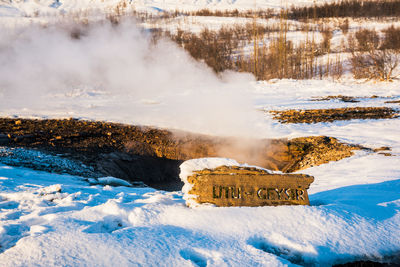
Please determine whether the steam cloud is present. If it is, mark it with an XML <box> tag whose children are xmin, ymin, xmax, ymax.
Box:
<box><xmin>0</xmin><ymin>19</ymin><xmax>275</xmax><ymax>138</ymax></box>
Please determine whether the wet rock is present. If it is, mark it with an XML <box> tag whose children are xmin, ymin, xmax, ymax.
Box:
<box><xmin>0</xmin><ymin>134</ymin><xmax>9</xmax><ymax>145</ymax></box>
<box><xmin>97</xmin><ymin>152</ymin><xmax>183</xmax><ymax>190</ymax></box>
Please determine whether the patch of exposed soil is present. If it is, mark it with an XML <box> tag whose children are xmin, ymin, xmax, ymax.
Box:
<box><xmin>270</xmin><ymin>107</ymin><xmax>399</xmax><ymax>124</ymax></box>
<box><xmin>0</xmin><ymin>118</ymin><xmax>361</xmax><ymax>190</ymax></box>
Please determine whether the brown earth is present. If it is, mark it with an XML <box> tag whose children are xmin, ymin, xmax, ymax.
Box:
<box><xmin>0</xmin><ymin>118</ymin><xmax>360</xmax><ymax>190</ymax></box>
<box><xmin>270</xmin><ymin>107</ymin><xmax>399</xmax><ymax>124</ymax></box>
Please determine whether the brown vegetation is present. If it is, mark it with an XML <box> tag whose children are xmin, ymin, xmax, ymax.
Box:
<box><xmin>187</xmin><ymin>8</ymin><xmax>275</xmax><ymax>19</ymax></box>
<box><xmin>164</xmin><ymin>22</ymin><xmax>343</xmax><ymax>80</ymax></box>
<box><xmin>93</xmin><ymin>1</ymin><xmax>400</xmax><ymax>81</ymax></box>
<box><xmin>349</xmin><ymin>27</ymin><xmax>400</xmax><ymax>80</ymax></box>
<box><xmin>288</xmin><ymin>0</ymin><xmax>400</xmax><ymax>20</ymax></box>
<box><xmin>138</xmin><ymin>0</ymin><xmax>400</xmax><ymax>20</ymax></box>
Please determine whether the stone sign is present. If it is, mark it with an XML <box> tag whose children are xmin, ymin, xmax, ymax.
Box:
<box><xmin>185</xmin><ymin>166</ymin><xmax>314</xmax><ymax>207</ymax></box>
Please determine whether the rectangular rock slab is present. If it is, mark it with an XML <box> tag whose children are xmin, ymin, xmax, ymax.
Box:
<box><xmin>186</xmin><ymin>166</ymin><xmax>314</xmax><ymax>207</ymax></box>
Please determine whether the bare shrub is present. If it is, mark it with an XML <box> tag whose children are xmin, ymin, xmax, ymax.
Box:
<box><xmin>351</xmin><ymin>49</ymin><xmax>399</xmax><ymax>81</ymax></box>
<box><xmin>381</xmin><ymin>25</ymin><xmax>400</xmax><ymax>51</ymax></box>
<box><xmin>165</xmin><ymin>23</ymin><xmax>342</xmax><ymax>80</ymax></box>
<box><xmin>170</xmin><ymin>27</ymin><xmax>240</xmax><ymax>73</ymax></box>
<box><xmin>354</xmin><ymin>28</ymin><xmax>380</xmax><ymax>51</ymax></box>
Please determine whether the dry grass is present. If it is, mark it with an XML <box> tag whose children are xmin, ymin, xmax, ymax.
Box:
<box><xmin>62</xmin><ymin>1</ymin><xmax>400</xmax><ymax>81</ymax></box>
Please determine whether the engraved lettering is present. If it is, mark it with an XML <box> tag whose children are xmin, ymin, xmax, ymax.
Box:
<box><xmin>187</xmin><ymin>166</ymin><xmax>314</xmax><ymax>207</ymax></box>
<box><xmin>224</xmin><ymin>187</ymin><xmax>230</xmax><ymax>198</ymax></box>
<box><xmin>275</xmin><ymin>188</ymin><xmax>285</xmax><ymax>200</ymax></box>
<box><xmin>213</xmin><ymin>185</ymin><xmax>222</xmax><ymax>199</ymax></box>
<box><xmin>267</xmin><ymin>188</ymin><xmax>276</xmax><ymax>200</ymax></box>
<box><xmin>257</xmin><ymin>188</ymin><xmax>266</xmax><ymax>199</ymax></box>
<box><xmin>231</xmin><ymin>187</ymin><xmax>242</xmax><ymax>199</ymax></box>
<box><xmin>285</xmin><ymin>188</ymin><xmax>292</xmax><ymax>200</ymax></box>
<box><xmin>296</xmin><ymin>189</ymin><xmax>305</xmax><ymax>200</ymax></box>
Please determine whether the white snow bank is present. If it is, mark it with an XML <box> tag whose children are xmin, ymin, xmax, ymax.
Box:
<box><xmin>0</xmin><ymin>161</ymin><xmax>399</xmax><ymax>266</ymax></box>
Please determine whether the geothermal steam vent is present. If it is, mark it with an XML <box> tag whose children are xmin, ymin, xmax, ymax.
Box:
<box><xmin>180</xmin><ymin>159</ymin><xmax>314</xmax><ymax>207</ymax></box>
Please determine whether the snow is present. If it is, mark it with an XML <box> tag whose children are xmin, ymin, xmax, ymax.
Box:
<box><xmin>0</xmin><ymin>1</ymin><xmax>400</xmax><ymax>265</ymax></box>
<box><xmin>0</xmin><ymin>0</ymin><xmax>338</xmax><ymax>16</ymax></box>
<box><xmin>0</xmin><ymin>159</ymin><xmax>399</xmax><ymax>266</ymax></box>
<box><xmin>92</xmin><ymin>177</ymin><xmax>133</xmax><ymax>187</ymax></box>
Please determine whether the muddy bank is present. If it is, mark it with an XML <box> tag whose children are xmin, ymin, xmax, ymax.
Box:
<box><xmin>270</xmin><ymin>107</ymin><xmax>399</xmax><ymax>124</ymax></box>
<box><xmin>0</xmin><ymin>118</ymin><xmax>360</xmax><ymax>190</ymax></box>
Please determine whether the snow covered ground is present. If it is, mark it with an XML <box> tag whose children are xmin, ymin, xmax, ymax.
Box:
<box><xmin>1</xmin><ymin>60</ymin><xmax>400</xmax><ymax>265</ymax></box>
<box><xmin>1</xmin><ymin>1</ymin><xmax>400</xmax><ymax>266</ymax></box>
<box><xmin>0</xmin><ymin>154</ymin><xmax>399</xmax><ymax>266</ymax></box>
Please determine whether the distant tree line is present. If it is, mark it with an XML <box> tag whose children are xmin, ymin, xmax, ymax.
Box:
<box><xmin>288</xmin><ymin>0</ymin><xmax>400</xmax><ymax>19</ymax></box>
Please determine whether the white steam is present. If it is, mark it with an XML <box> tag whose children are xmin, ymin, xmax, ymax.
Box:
<box><xmin>0</xmin><ymin>19</ymin><xmax>274</xmax><ymax>138</ymax></box>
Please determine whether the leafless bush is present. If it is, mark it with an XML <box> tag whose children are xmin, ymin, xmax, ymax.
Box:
<box><xmin>351</xmin><ymin>49</ymin><xmax>399</xmax><ymax>81</ymax></box>
<box><xmin>169</xmin><ymin>27</ymin><xmax>240</xmax><ymax>73</ymax></box>
<box><xmin>168</xmin><ymin>23</ymin><xmax>345</xmax><ymax>80</ymax></box>
<box><xmin>354</xmin><ymin>28</ymin><xmax>380</xmax><ymax>51</ymax></box>
<box><xmin>381</xmin><ymin>25</ymin><xmax>400</xmax><ymax>51</ymax></box>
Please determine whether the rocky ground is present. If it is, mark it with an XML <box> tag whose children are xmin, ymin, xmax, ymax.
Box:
<box><xmin>0</xmin><ymin>118</ymin><xmax>370</xmax><ymax>190</ymax></box>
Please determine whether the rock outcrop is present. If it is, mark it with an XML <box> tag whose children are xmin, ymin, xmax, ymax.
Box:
<box><xmin>0</xmin><ymin>118</ymin><xmax>357</xmax><ymax>190</ymax></box>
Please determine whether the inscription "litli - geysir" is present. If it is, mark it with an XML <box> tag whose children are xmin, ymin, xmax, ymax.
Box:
<box><xmin>212</xmin><ymin>186</ymin><xmax>305</xmax><ymax>201</ymax></box>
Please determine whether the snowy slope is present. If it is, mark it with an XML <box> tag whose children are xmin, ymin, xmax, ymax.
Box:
<box><xmin>0</xmin><ymin>0</ymin><xmax>338</xmax><ymax>16</ymax></box>
<box><xmin>0</xmin><ymin>156</ymin><xmax>399</xmax><ymax>266</ymax></box>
